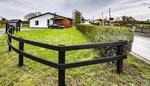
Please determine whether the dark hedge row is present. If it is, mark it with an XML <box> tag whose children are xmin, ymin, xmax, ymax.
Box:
<box><xmin>77</xmin><ymin>24</ymin><xmax>134</xmax><ymax>56</ymax></box>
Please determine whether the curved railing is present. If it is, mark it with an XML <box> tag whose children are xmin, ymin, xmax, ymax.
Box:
<box><xmin>7</xmin><ymin>25</ymin><xmax>127</xmax><ymax>86</ymax></box>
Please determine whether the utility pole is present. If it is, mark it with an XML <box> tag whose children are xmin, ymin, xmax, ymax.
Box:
<box><xmin>109</xmin><ymin>8</ymin><xmax>111</xmax><ymax>19</ymax></box>
<box><xmin>102</xmin><ymin>11</ymin><xmax>104</xmax><ymax>26</ymax></box>
<box><xmin>93</xmin><ymin>16</ymin><xmax>94</xmax><ymax>23</ymax></box>
<box><xmin>109</xmin><ymin>8</ymin><xmax>112</xmax><ymax>26</ymax></box>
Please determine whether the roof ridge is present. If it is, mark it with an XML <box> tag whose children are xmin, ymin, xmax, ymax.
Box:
<box><xmin>29</xmin><ymin>12</ymin><xmax>73</xmax><ymax>20</ymax></box>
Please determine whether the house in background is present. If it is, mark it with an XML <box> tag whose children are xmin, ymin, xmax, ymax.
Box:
<box><xmin>51</xmin><ymin>16</ymin><xmax>73</xmax><ymax>28</ymax></box>
<box><xmin>29</xmin><ymin>12</ymin><xmax>73</xmax><ymax>28</ymax></box>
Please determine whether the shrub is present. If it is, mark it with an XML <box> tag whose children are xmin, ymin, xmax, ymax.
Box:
<box><xmin>77</xmin><ymin>24</ymin><xmax>134</xmax><ymax>56</ymax></box>
<box><xmin>0</xmin><ymin>21</ymin><xmax>5</xmax><ymax>28</ymax></box>
<box><xmin>22</xmin><ymin>21</ymin><xmax>29</xmax><ymax>28</ymax></box>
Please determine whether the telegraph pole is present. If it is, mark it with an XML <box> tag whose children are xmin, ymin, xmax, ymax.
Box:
<box><xmin>93</xmin><ymin>16</ymin><xmax>94</xmax><ymax>23</ymax></box>
<box><xmin>102</xmin><ymin>11</ymin><xmax>104</xmax><ymax>26</ymax></box>
<box><xmin>109</xmin><ymin>8</ymin><xmax>112</xmax><ymax>26</ymax></box>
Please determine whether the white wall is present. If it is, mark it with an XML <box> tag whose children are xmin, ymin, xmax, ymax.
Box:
<box><xmin>30</xmin><ymin>14</ymin><xmax>54</xmax><ymax>28</ymax></box>
<box><xmin>84</xmin><ymin>21</ymin><xmax>90</xmax><ymax>24</ymax></box>
<box><xmin>0</xmin><ymin>16</ymin><xmax>2</xmax><ymax>21</ymax></box>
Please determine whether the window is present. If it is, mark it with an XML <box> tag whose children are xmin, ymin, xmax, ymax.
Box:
<box><xmin>47</xmin><ymin>19</ymin><xmax>50</xmax><ymax>26</ymax></box>
<box><xmin>35</xmin><ymin>21</ymin><xmax>39</xmax><ymax>25</ymax></box>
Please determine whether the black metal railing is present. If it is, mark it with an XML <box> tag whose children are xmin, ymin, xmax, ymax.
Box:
<box><xmin>7</xmin><ymin>25</ymin><xmax>127</xmax><ymax>86</ymax></box>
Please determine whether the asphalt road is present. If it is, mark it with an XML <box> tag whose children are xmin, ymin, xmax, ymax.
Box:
<box><xmin>132</xmin><ymin>33</ymin><xmax>150</xmax><ymax>62</ymax></box>
<box><xmin>0</xmin><ymin>28</ymin><xmax>32</xmax><ymax>37</ymax></box>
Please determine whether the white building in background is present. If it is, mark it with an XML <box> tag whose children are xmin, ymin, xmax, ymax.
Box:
<box><xmin>84</xmin><ymin>20</ymin><xmax>90</xmax><ymax>24</ymax></box>
<box><xmin>29</xmin><ymin>12</ymin><xmax>55</xmax><ymax>28</ymax></box>
<box><xmin>29</xmin><ymin>12</ymin><xmax>73</xmax><ymax>28</ymax></box>
<box><xmin>0</xmin><ymin>16</ymin><xmax>3</xmax><ymax>21</ymax></box>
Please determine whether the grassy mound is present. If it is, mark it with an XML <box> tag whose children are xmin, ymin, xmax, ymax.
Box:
<box><xmin>0</xmin><ymin>28</ymin><xmax>150</xmax><ymax>86</ymax></box>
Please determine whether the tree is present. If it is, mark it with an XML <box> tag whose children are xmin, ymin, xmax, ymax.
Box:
<box><xmin>24</xmin><ymin>12</ymin><xmax>42</xmax><ymax>20</ymax></box>
<box><xmin>114</xmin><ymin>16</ymin><xmax>136</xmax><ymax>26</ymax></box>
<box><xmin>74</xmin><ymin>10</ymin><xmax>82</xmax><ymax>26</ymax></box>
<box><xmin>1</xmin><ymin>17</ymin><xmax>7</xmax><ymax>22</ymax></box>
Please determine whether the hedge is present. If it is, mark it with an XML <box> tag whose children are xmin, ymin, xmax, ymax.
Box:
<box><xmin>135</xmin><ymin>24</ymin><xmax>150</xmax><ymax>33</ymax></box>
<box><xmin>77</xmin><ymin>24</ymin><xmax>134</xmax><ymax>56</ymax></box>
<box><xmin>0</xmin><ymin>21</ymin><xmax>5</xmax><ymax>28</ymax></box>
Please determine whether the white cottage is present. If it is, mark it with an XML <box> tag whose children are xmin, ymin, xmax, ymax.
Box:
<box><xmin>29</xmin><ymin>12</ymin><xmax>55</xmax><ymax>28</ymax></box>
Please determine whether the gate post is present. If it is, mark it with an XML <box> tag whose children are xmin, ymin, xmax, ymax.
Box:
<box><xmin>18</xmin><ymin>40</ymin><xmax>24</xmax><ymax>66</ymax></box>
<box><xmin>116</xmin><ymin>45</ymin><xmax>123</xmax><ymax>74</ymax></box>
<box><xmin>58</xmin><ymin>45</ymin><xmax>66</xmax><ymax>86</ymax></box>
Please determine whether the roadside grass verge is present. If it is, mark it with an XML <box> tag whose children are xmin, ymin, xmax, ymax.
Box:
<box><xmin>0</xmin><ymin>28</ymin><xmax>150</xmax><ymax>86</ymax></box>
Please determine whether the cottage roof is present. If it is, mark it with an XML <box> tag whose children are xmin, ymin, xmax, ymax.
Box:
<box><xmin>29</xmin><ymin>12</ymin><xmax>73</xmax><ymax>20</ymax></box>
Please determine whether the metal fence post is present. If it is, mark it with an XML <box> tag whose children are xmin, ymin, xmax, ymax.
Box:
<box><xmin>19</xmin><ymin>40</ymin><xmax>24</xmax><ymax>66</ymax></box>
<box><xmin>58</xmin><ymin>45</ymin><xmax>66</xmax><ymax>86</ymax></box>
<box><xmin>116</xmin><ymin>45</ymin><xmax>123</xmax><ymax>74</ymax></box>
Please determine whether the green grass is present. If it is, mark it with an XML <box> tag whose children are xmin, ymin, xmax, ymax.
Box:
<box><xmin>0</xmin><ymin>28</ymin><xmax>150</xmax><ymax>86</ymax></box>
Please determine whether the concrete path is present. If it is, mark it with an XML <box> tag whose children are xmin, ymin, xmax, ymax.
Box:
<box><xmin>132</xmin><ymin>33</ymin><xmax>150</xmax><ymax>63</ymax></box>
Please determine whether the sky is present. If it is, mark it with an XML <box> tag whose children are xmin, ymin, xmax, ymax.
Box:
<box><xmin>0</xmin><ymin>0</ymin><xmax>150</xmax><ymax>20</ymax></box>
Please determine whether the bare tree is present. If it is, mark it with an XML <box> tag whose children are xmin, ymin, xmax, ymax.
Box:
<box><xmin>24</xmin><ymin>12</ymin><xmax>42</xmax><ymax>20</ymax></box>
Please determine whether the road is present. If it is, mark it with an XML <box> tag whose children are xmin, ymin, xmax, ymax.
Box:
<box><xmin>132</xmin><ymin>33</ymin><xmax>150</xmax><ymax>63</ymax></box>
<box><xmin>0</xmin><ymin>28</ymin><xmax>32</xmax><ymax>37</ymax></box>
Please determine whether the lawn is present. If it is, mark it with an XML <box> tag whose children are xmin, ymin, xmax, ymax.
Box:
<box><xmin>0</xmin><ymin>28</ymin><xmax>150</xmax><ymax>86</ymax></box>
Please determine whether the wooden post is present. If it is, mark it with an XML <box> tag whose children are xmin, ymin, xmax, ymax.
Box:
<box><xmin>12</xmin><ymin>27</ymin><xmax>15</xmax><ymax>34</ymax></box>
<box><xmin>5</xmin><ymin>23</ymin><xmax>8</xmax><ymax>33</ymax></box>
<box><xmin>8</xmin><ymin>27</ymin><xmax>12</xmax><ymax>51</ymax></box>
<box><xmin>116</xmin><ymin>45</ymin><xmax>123</xmax><ymax>74</ymax></box>
<box><xmin>8</xmin><ymin>36</ymin><xmax>12</xmax><ymax>51</ymax></box>
<box><xmin>58</xmin><ymin>45</ymin><xmax>66</xmax><ymax>86</ymax></box>
<box><xmin>18</xmin><ymin>40</ymin><xmax>24</xmax><ymax>66</ymax></box>
<box><xmin>16</xmin><ymin>27</ymin><xmax>18</xmax><ymax>33</ymax></box>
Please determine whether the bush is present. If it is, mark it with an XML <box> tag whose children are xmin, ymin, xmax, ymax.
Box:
<box><xmin>22</xmin><ymin>21</ymin><xmax>29</xmax><ymax>28</ymax></box>
<box><xmin>0</xmin><ymin>21</ymin><xmax>5</xmax><ymax>28</ymax></box>
<box><xmin>77</xmin><ymin>24</ymin><xmax>134</xmax><ymax>56</ymax></box>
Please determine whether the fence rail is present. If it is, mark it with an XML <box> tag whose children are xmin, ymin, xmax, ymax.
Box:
<box><xmin>7</xmin><ymin>25</ymin><xmax>127</xmax><ymax>86</ymax></box>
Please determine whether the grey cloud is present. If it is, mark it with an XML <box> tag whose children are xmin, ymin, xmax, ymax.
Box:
<box><xmin>0</xmin><ymin>0</ymin><xmax>149</xmax><ymax>20</ymax></box>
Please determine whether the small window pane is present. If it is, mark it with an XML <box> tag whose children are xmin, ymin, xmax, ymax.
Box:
<box><xmin>35</xmin><ymin>21</ymin><xmax>39</xmax><ymax>25</ymax></box>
